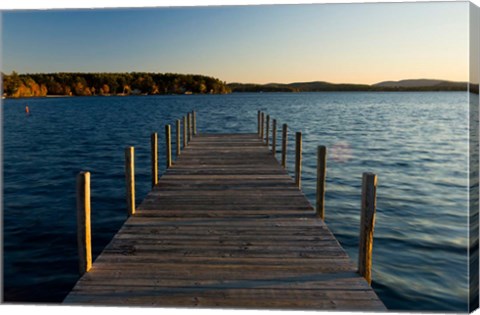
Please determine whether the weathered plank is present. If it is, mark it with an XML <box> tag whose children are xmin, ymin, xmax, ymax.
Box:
<box><xmin>64</xmin><ymin>133</ymin><xmax>385</xmax><ymax>310</ymax></box>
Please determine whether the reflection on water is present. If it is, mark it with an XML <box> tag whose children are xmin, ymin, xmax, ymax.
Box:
<box><xmin>2</xmin><ymin>92</ymin><xmax>470</xmax><ymax>310</ymax></box>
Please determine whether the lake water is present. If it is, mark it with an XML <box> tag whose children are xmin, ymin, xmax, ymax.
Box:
<box><xmin>2</xmin><ymin>92</ymin><xmax>473</xmax><ymax>311</ymax></box>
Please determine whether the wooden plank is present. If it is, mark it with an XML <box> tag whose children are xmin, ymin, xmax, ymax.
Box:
<box><xmin>64</xmin><ymin>133</ymin><xmax>384</xmax><ymax>311</ymax></box>
<box><xmin>92</xmin><ymin>255</ymin><xmax>358</xmax><ymax>266</ymax></box>
<box><xmin>65</xmin><ymin>289</ymin><xmax>386</xmax><ymax>309</ymax></box>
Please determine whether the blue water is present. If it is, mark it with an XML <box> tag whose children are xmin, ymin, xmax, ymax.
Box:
<box><xmin>2</xmin><ymin>92</ymin><xmax>471</xmax><ymax>311</ymax></box>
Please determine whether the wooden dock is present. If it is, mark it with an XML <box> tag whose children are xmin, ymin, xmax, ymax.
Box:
<box><xmin>64</xmin><ymin>115</ymin><xmax>385</xmax><ymax>310</ymax></box>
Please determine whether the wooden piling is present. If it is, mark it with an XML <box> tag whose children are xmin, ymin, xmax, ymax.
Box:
<box><xmin>281</xmin><ymin>124</ymin><xmax>287</xmax><ymax>168</ymax></box>
<box><xmin>176</xmin><ymin>120</ymin><xmax>181</xmax><ymax>157</ymax></box>
<box><xmin>257</xmin><ymin>111</ymin><xmax>261</xmax><ymax>137</ymax></box>
<box><xmin>272</xmin><ymin>119</ymin><xmax>277</xmax><ymax>156</ymax></box>
<box><xmin>183</xmin><ymin>116</ymin><xmax>187</xmax><ymax>148</ymax></box>
<box><xmin>295</xmin><ymin>132</ymin><xmax>302</xmax><ymax>188</ymax></box>
<box><xmin>151</xmin><ymin>133</ymin><xmax>158</xmax><ymax>188</ymax></box>
<box><xmin>187</xmin><ymin>113</ymin><xmax>191</xmax><ymax>143</ymax></box>
<box><xmin>260</xmin><ymin>112</ymin><xmax>264</xmax><ymax>141</ymax></box>
<box><xmin>76</xmin><ymin>171</ymin><xmax>92</xmax><ymax>275</ymax></box>
<box><xmin>316</xmin><ymin>146</ymin><xmax>327</xmax><ymax>220</ymax></box>
<box><xmin>165</xmin><ymin>124</ymin><xmax>172</xmax><ymax>168</ymax></box>
<box><xmin>266</xmin><ymin>115</ymin><xmax>270</xmax><ymax>147</ymax></box>
<box><xmin>193</xmin><ymin>111</ymin><xmax>197</xmax><ymax>136</ymax></box>
<box><xmin>125</xmin><ymin>147</ymin><xmax>135</xmax><ymax>216</ymax></box>
<box><xmin>358</xmin><ymin>172</ymin><xmax>378</xmax><ymax>285</ymax></box>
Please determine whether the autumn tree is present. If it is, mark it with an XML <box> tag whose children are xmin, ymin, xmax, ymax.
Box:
<box><xmin>100</xmin><ymin>84</ymin><xmax>110</xmax><ymax>95</ymax></box>
<box><xmin>2</xmin><ymin>72</ymin><xmax>232</xmax><ymax>97</ymax></box>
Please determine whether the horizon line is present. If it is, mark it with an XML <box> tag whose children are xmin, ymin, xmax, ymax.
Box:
<box><xmin>1</xmin><ymin>71</ymin><xmax>468</xmax><ymax>86</ymax></box>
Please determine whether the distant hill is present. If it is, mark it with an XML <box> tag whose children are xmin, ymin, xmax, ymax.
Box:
<box><xmin>286</xmin><ymin>81</ymin><xmax>372</xmax><ymax>91</ymax></box>
<box><xmin>373</xmin><ymin>79</ymin><xmax>468</xmax><ymax>89</ymax></box>
<box><xmin>228</xmin><ymin>81</ymin><xmax>372</xmax><ymax>92</ymax></box>
<box><xmin>228</xmin><ymin>79</ymin><xmax>468</xmax><ymax>92</ymax></box>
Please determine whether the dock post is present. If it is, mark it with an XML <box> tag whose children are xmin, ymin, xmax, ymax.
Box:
<box><xmin>151</xmin><ymin>133</ymin><xmax>158</xmax><ymax>188</ymax></box>
<box><xmin>257</xmin><ymin>111</ymin><xmax>261</xmax><ymax>137</ymax></box>
<box><xmin>358</xmin><ymin>172</ymin><xmax>378</xmax><ymax>285</ymax></box>
<box><xmin>281</xmin><ymin>124</ymin><xmax>287</xmax><ymax>168</ymax></box>
<box><xmin>176</xmin><ymin>120</ymin><xmax>181</xmax><ymax>157</ymax></box>
<box><xmin>76</xmin><ymin>171</ymin><xmax>92</xmax><ymax>275</ymax></box>
<box><xmin>183</xmin><ymin>116</ymin><xmax>187</xmax><ymax>148</ymax></box>
<box><xmin>260</xmin><ymin>112</ymin><xmax>264</xmax><ymax>141</ymax></box>
<box><xmin>295</xmin><ymin>132</ymin><xmax>302</xmax><ymax>188</ymax></box>
<box><xmin>125</xmin><ymin>147</ymin><xmax>135</xmax><ymax>216</ymax></box>
<box><xmin>266</xmin><ymin>115</ymin><xmax>270</xmax><ymax>147</ymax></box>
<box><xmin>166</xmin><ymin>124</ymin><xmax>172</xmax><ymax>168</ymax></box>
<box><xmin>316</xmin><ymin>146</ymin><xmax>327</xmax><ymax>220</ymax></box>
<box><xmin>272</xmin><ymin>119</ymin><xmax>277</xmax><ymax>156</ymax></box>
<box><xmin>187</xmin><ymin>113</ymin><xmax>192</xmax><ymax>143</ymax></box>
<box><xmin>193</xmin><ymin>111</ymin><xmax>197</xmax><ymax>136</ymax></box>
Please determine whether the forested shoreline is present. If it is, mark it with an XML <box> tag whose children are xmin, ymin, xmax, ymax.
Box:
<box><xmin>2</xmin><ymin>72</ymin><xmax>476</xmax><ymax>98</ymax></box>
<box><xmin>2</xmin><ymin>72</ymin><xmax>231</xmax><ymax>98</ymax></box>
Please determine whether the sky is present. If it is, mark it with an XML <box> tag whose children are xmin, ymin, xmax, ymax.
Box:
<box><xmin>0</xmin><ymin>1</ymin><xmax>471</xmax><ymax>84</ymax></box>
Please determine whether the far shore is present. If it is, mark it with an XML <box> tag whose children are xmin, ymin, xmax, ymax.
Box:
<box><xmin>3</xmin><ymin>89</ymin><xmax>477</xmax><ymax>100</ymax></box>
<box><xmin>4</xmin><ymin>72</ymin><xmax>476</xmax><ymax>98</ymax></box>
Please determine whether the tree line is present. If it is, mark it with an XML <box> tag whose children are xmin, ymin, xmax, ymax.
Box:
<box><xmin>2</xmin><ymin>72</ymin><xmax>231</xmax><ymax>98</ymax></box>
<box><xmin>228</xmin><ymin>81</ymin><xmax>470</xmax><ymax>93</ymax></box>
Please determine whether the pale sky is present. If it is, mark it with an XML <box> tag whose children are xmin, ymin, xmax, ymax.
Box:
<box><xmin>1</xmin><ymin>1</ymin><xmax>470</xmax><ymax>84</ymax></box>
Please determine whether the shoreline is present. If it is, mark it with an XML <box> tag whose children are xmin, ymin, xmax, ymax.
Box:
<box><xmin>2</xmin><ymin>90</ymin><xmax>474</xmax><ymax>100</ymax></box>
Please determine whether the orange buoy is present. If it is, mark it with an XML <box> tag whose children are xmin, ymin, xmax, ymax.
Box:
<box><xmin>25</xmin><ymin>105</ymin><xmax>30</xmax><ymax>114</ymax></box>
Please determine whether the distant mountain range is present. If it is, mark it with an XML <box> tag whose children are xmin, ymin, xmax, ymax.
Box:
<box><xmin>373</xmin><ymin>79</ymin><xmax>467</xmax><ymax>89</ymax></box>
<box><xmin>228</xmin><ymin>79</ymin><xmax>472</xmax><ymax>92</ymax></box>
